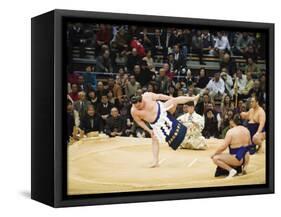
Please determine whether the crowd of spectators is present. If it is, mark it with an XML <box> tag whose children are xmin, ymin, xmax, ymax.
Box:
<box><xmin>66</xmin><ymin>23</ymin><xmax>267</xmax><ymax>141</ymax></box>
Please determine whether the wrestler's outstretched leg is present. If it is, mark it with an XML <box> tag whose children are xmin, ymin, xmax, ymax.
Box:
<box><xmin>164</xmin><ymin>94</ymin><xmax>200</xmax><ymax>113</ymax></box>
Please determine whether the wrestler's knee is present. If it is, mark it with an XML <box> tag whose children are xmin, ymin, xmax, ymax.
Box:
<box><xmin>253</xmin><ymin>134</ymin><xmax>262</xmax><ymax>144</ymax></box>
<box><xmin>212</xmin><ymin>155</ymin><xmax>220</xmax><ymax>163</ymax></box>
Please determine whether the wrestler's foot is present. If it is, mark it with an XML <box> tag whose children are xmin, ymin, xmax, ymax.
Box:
<box><xmin>193</xmin><ymin>94</ymin><xmax>200</xmax><ymax>105</ymax></box>
<box><xmin>256</xmin><ymin>144</ymin><xmax>264</xmax><ymax>153</ymax></box>
<box><xmin>149</xmin><ymin>161</ymin><xmax>160</xmax><ymax>168</ymax></box>
<box><xmin>226</xmin><ymin>169</ymin><xmax>237</xmax><ymax>178</ymax></box>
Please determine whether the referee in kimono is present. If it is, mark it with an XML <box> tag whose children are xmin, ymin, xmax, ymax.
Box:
<box><xmin>177</xmin><ymin>101</ymin><xmax>207</xmax><ymax>150</ymax></box>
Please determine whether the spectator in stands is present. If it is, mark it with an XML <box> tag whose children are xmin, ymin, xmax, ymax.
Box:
<box><xmin>194</xmin><ymin>92</ymin><xmax>207</xmax><ymax>116</ymax></box>
<box><xmin>175</xmin><ymin>29</ymin><xmax>189</xmax><ymax>58</ymax></box>
<box><xmin>118</xmin><ymin>95</ymin><xmax>131</xmax><ymax>120</ymax></box>
<box><xmin>187</xmin><ymin>86</ymin><xmax>196</xmax><ymax>97</ymax></box>
<box><xmin>142</xmin><ymin>50</ymin><xmax>156</xmax><ymax>72</ymax></box>
<box><xmin>168</xmin><ymin>85</ymin><xmax>176</xmax><ymax>97</ymax></box>
<box><xmin>162</xmin><ymin>28</ymin><xmax>177</xmax><ymax>55</ymax></box>
<box><xmin>96</xmin><ymin>49</ymin><xmax>113</xmax><ymax>72</ymax></box>
<box><xmin>191</xmin><ymin>30</ymin><xmax>205</xmax><ymax>65</ymax></box>
<box><xmin>88</xmin><ymin>90</ymin><xmax>98</xmax><ymax>109</ymax></box>
<box><xmin>96</xmin><ymin>95</ymin><xmax>114</xmax><ymax>122</ymax></box>
<box><xmin>76</xmin><ymin>75</ymin><xmax>86</xmax><ymax>91</ymax></box>
<box><xmin>96</xmin><ymin>24</ymin><xmax>111</xmax><ymax>47</ymax></box>
<box><xmin>96</xmin><ymin>81</ymin><xmax>108</xmax><ymax>102</ymax></box>
<box><xmin>112</xmin><ymin>27</ymin><xmax>128</xmax><ymax>50</ymax></box>
<box><xmin>74</xmin><ymin>91</ymin><xmax>91</xmax><ymax>119</ymax></box>
<box><xmin>244</xmin><ymin>45</ymin><xmax>258</xmax><ymax>61</ymax></box>
<box><xmin>239</xmin><ymin>72</ymin><xmax>254</xmax><ymax>99</ymax></box>
<box><xmin>245</xmin><ymin>57</ymin><xmax>261</xmax><ymax>78</ymax></box>
<box><xmin>80</xmin><ymin>105</ymin><xmax>103</xmax><ymax>134</ymax></box>
<box><xmin>150</xmin><ymin>28</ymin><xmax>164</xmax><ymax>56</ymax></box>
<box><xmin>172</xmin><ymin>44</ymin><xmax>185</xmax><ymax>73</ymax></box>
<box><xmin>174</xmin><ymin>81</ymin><xmax>182</xmax><ymax>92</ymax></box>
<box><xmin>220</xmin><ymin>52</ymin><xmax>237</xmax><ymax>76</ymax></box>
<box><xmin>107</xmin><ymin>90</ymin><xmax>116</xmax><ymax>106</ymax></box>
<box><xmin>125</xmin><ymin>75</ymin><xmax>141</xmax><ymax>97</ymax></box>
<box><xmin>248</xmin><ymin>80</ymin><xmax>264</xmax><ymax>105</ymax></box>
<box><xmin>67</xmin><ymin>100</ymin><xmax>80</xmax><ymax>139</ymax></box>
<box><xmin>206</xmin><ymin>72</ymin><xmax>225</xmax><ymax>99</ymax></box>
<box><xmin>220</xmin><ymin>109</ymin><xmax>234</xmax><ymax>138</ymax></box>
<box><xmin>220</xmin><ymin>94</ymin><xmax>234</xmax><ymax>116</ymax></box>
<box><xmin>202</xmin><ymin>108</ymin><xmax>219</xmax><ymax>139</ymax></box>
<box><xmin>234</xmin><ymin>99</ymin><xmax>245</xmax><ymax>114</ymax></box>
<box><xmin>126</xmin><ymin>48</ymin><xmax>142</xmax><ymax>72</ymax></box>
<box><xmin>95</xmin><ymin>24</ymin><xmax>112</xmax><ymax>57</ymax></box>
<box><xmin>182</xmin><ymin>28</ymin><xmax>193</xmax><ymax>54</ymax></box>
<box><xmin>68</xmin><ymin>23</ymin><xmax>86</xmax><ymax>58</ymax></box>
<box><xmin>68</xmin><ymin>83</ymin><xmax>79</xmax><ymax>102</ymax></box>
<box><xmin>156</xmin><ymin>68</ymin><xmax>169</xmax><ymax>94</ymax></box>
<box><xmin>67</xmin><ymin>72</ymin><xmax>79</xmax><ymax>92</ymax></box>
<box><xmin>107</xmin><ymin>77</ymin><xmax>122</xmax><ymax>100</ymax></box>
<box><xmin>139</xmin><ymin>28</ymin><xmax>153</xmax><ymax>51</ymax></box>
<box><xmin>130</xmin><ymin>35</ymin><xmax>146</xmax><ymax>57</ymax></box>
<box><xmin>105</xmin><ymin>107</ymin><xmax>126</xmax><ymax>137</ymax></box>
<box><xmin>259</xmin><ymin>72</ymin><xmax>266</xmax><ymax>98</ymax></box>
<box><xmin>84</xmin><ymin>65</ymin><xmax>97</xmax><ymax>90</ymax></box>
<box><xmin>116</xmin><ymin>67</ymin><xmax>128</xmax><ymax>91</ymax></box>
<box><xmin>127</xmin><ymin>25</ymin><xmax>141</xmax><ymax>41</ymax></box>
<box><xmin>135</xmin><ymin>61</ymin><xmax>154</xmax><ymax>87</ymax></box>
<box><xmin>195</xmin><ymin>67</ymin><xmax>210</xmax><ymax>92</ymax></box>
<box><xmin>233</xmin><ymin>32</ymin><xmax>254</xmax><ymax>56</ymax></box>
<box><xmin>118</xmin><ymin>96</ymin><xmax>133</xmax><ymax>136</ymax></box>
<box><xmin>185</xmin><ymin>69</ymin><xmax>194</xmax><ymax>88</ymax></box>
<box><xmin>214</xmin><ymin>31</ymin><xmax>231</xmax><ymax>57</ymax></box>
<box><xmin>220</xmin><ymin>68</ymin><xmax>233</xmax><ymax>96</ymax></box>
<box><xmin>146</xmin><ymin>83</ymin><xmax>154</xmax><ymax>92</ymax></box>
<box><xmin>202</xmin><ymin>30</ymin><xmax>214</xmax><ymax>55</ymax></box>
<box><xmin>163</xmin><ymin>63</ymin><xmax>174</xmax><ymax>80</ymax></box>
<box><xmin>232</xmin><ymin>69</ymin><xmax>247</xmax><ymax>96</ymax></box>
<box><xmin>115</xmin><ymin>49</ymin><xmax>128</xmax><ymax>67</ymax></box>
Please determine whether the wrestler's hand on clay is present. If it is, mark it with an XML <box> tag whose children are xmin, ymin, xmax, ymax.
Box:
<box><xmin>149</xmin><ymin>130</ymin><xmax>160</xmax><ymax>168</ymax></box>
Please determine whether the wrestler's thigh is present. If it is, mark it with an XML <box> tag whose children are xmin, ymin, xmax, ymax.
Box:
<box><xmin>216</xmin><ymin>153</ymin><xmax>242</xmax><ymax>167</ymax></box>
<box><xmin>163</xmin><ymin>99</ymin><xmax>177</xmax><ymax>113</ymax></box>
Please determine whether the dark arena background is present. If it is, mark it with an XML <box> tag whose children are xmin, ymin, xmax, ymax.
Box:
<box><xmin>65</xmin><ymin>22</ymin><xmax>267</xmax><ymax>195</ymax></box>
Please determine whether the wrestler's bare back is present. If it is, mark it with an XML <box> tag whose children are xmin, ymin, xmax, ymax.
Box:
<box><xmin>131</xmin><ymin>93</ymin><xmax>160</xmax><ymax>123</ymax></box>
<box><xmin>227</xmin><ymin>126</ymin><xmax>251</xmax><ymax>149</ymax></box>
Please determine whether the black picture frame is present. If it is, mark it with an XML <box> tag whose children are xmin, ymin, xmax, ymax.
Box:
<box><xmin>31</xmin><ymin>9</ymin><xmax>274</xmax><ymax>207</ymax></box>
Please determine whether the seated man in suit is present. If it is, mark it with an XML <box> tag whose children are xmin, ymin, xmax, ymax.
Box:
<box><xmin>96</xmin><ymin>94</ymin><xmax>114</xmax><ymax>123</ymax></box>
<box><xmin>80</xmin><ymin>105</ymin><xmax>103</xmax><ymax>134</ymax></box>
<box><xmin>177</xmin><ymin>101</ymin><xmax>207</xmax><ymax>150</ymax></box>
<box><xmin>105</xmin><ymin>107</ymin><xmax>126</xmax><ymax>137</ymax></box>
<box><xmin>74</xmin><ymin>91</ymin><xmax>91</xmax><ymax>119</ymax></box>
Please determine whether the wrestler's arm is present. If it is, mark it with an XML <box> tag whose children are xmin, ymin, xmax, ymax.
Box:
<box><xmin>131</xmin><ymin>109</ymin><xmax>152</xmax><ymax>135</ymax></box>
<box><xmin>257</xmin><ymin>109</ymin><xmax>266</xmax><ymax>134</ymax></box>
<box><xmin>212</xmin><ymin>131</ymin><xmax>231</xmax><ymax>157</ymax></box>
<box><xmin>240</xmin><ymin>111</ymin><xmax>250</xmax><ymax>120</ymax></box>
